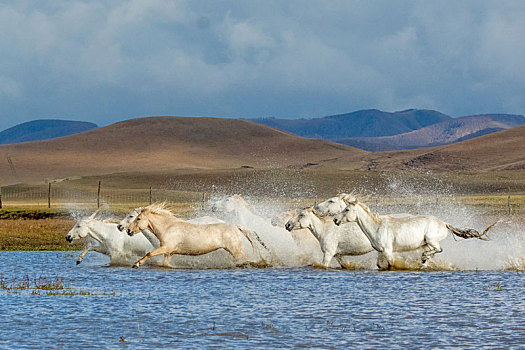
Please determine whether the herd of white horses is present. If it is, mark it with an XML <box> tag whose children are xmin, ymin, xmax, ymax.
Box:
<box><xmin>65</xmin><ymin>193</ymin><xmax>496</xmax><ymax>270</ymax></box>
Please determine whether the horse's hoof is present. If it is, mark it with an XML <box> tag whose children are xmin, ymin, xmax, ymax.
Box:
<box><xmin>132</xmin><ymin>264</ymin><xmax>139</xmax><ymax>269</ymax></box>
<box><xmin>76</xmin><ymin>260</ymin><xmax>81</xmax><ymax>265</ymax></box>
<box><xmin>312</xmin><ymin>263</ymin><xmax>329</xmax><ymax>269</ymax></box>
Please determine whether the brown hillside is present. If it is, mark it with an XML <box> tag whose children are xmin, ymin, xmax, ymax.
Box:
<box><xmin>0</xmin><ymin>116</ymin><xmax>366</xmax><ymax>185</ymax></box>
<box><xmin>358</xmin><ymin>125</ymin><xmax>525</xmax><ymax>171</ymax></box>
<box><xmin>337</xmin><ymin>113</ymin><xmax>524</xmax><ymax>151</ymax></box>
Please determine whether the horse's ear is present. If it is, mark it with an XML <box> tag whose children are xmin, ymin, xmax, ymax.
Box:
<box><xmin>343</xmin><ymin>193</ymin><xmax>357</xmax><ymax>203</ymax></box>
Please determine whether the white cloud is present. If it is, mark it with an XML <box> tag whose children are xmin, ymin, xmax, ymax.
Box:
<box><xmin>0</xmin><ymin>0</ymin><xmax>524</xmax><ymax>128</ymax></box>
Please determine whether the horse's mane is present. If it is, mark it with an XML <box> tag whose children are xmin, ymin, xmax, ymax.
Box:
<box><xmin>354</xmin><ymin>199</ymin><xmax>380</xmax><ymax>223</ymax></box>
<box><xmin>340</xmin><ymin>191</ymin><xmax>369</xmax><ymax>204</ymax></box>
<box><xmin>141</xmin><ymin>202</ymin><xmax>177</xmax><ymax>217</ymax></box>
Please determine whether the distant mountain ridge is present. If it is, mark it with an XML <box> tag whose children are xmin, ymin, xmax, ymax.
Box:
<box><xmin>251</xmin><ymin>109</ymin><xmax>525</xmax><ymax>150</ymax></box>
<box><xmin>0</xmin><ymin>119</ymin><xmax>98</xmax><ymax>145</ymax></box>
<box><xmin>252</xmin><ymin>109</ymin><xmax>451</xmax><ymax>139</ymax></box>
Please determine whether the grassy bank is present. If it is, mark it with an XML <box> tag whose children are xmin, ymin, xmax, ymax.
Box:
<box><xmin>0</xmin><ymin>218</ymin><xmax>76</xmax><ymax>251</ymax></box>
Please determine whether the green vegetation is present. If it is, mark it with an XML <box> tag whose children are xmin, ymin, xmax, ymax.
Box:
<box><xmin>485</xmin><ymin>281</ymin><xmax>504</xmax><ymax>291</ymax></box>
<box><xmin>0</xmin><ymin>208</ymin><xmax>70</xmax><ymax>220</ymax></box>
<box><xmin>0</xmin><ymin>274</ymin><xmax>116</xmax><ymax>296</ymax></box>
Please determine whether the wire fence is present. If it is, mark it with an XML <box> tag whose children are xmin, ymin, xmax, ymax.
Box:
<box><xmin>0</xmin><ymin>181</ymin><xmax>211</xmax><ymax>210</ymax></box>
<box><xmin>0</xmin><ymin>181</ymin><xmax>521</xmax><ymax>217</ymax></box>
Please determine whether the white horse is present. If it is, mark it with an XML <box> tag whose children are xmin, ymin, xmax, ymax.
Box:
<box><xmin>333</xmin><ymin>199</ymin><xmax>495</xmax><ymax>269</ymax></box>
<box><xmin>211</xmin><ymin>194</ymin><xmax>302</xmax><ymax>266</ymax></box>
<box><xmin>285</xmin><ymin>207</ymin><xmax>382</xmax><ymax>269</ymax></box>
<box><xmin>271</xmin><ymin>208</ymin><xmax>323</xmax><ymax>264</ymax></box>
<box><xmin>116</xmin><ymin>208</ymin><xmax>228</xmax><ymax>267</ymax></box>
<box><xmin>120</xmin><ymin>203</ymin><xmax>269</xmax><ymax>268</ymax></box>
<box><xmin>66</xmin><ymin>211</ymin><xmax>157</xmax><ymax>266</ymax></box>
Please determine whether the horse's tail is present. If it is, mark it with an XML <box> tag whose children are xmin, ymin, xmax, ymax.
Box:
<box><xmin>237</xmin><ymin>226</ymin><xmax>270</xmax><ymax>264</ymax></box>
<box><xmin>446</xmin><ymin>221</ymin><xmax>497</xmax><ymax>241</ymax></box>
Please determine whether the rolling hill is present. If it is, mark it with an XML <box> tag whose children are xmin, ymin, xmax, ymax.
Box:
<box><xmin>0</xmin><ymin>116</ymin><xmax>522</xmax><ymax>187</ymax></box>
<box><xmin>0</xmin><ymin>119</ymin><xmax>98</xmax><ymax>145</ymax></box>
<box><xmin>0</xmin><ymin>116</ymin><xmax>366</xmax><ymax>185</ymax></box>
<box><xmin>355</xmin><ymin>125</ymin><xmax>525</xmax><ymax>172</ymax></box>
<box><xmin>336</xmin><ymin>114</ymin><xmax>525</xmax><ymax>151</ymax></box>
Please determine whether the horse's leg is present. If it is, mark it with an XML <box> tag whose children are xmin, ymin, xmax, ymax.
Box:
<box><xmin>421</xmin><ymin>240</ymin><xmax>443</xmax><ymax>264</ymax></box>
<box><xmin>335</xmin><ymin>255</ymin><xmax>359</xmax><ymax>270</ymax></box>
<box><xmin>76</xmin><ymin>245</ymin><xmax>104</xmax><ymax>265</ymax></box>
<box><xmin>228</xmin><ymin>245</ymin><xmax>251</xmax><ymax>267</ymax></box>
<box><xmin>319</xmin><ymin>249</ymin><xmax>336</xmax><ymax>268</ymax></box>
<box><xmin>376</xmin><ymin>253</ymin><xmax>389</xmax><ymax>270</ymax></box>
<box><xmin>381</xmin><ymin>249</ymin><xmax>395</xmax><ymax>270</ymax></box>
<box><xmin>162</xmin><ymin>254</ymin><xmax>172</xmax><ymax>267</ymax></box>
<box><xmin>314</xmin><ymin>238</ymin><xmax>336</xmax><ymax>268</ymax></box>
<box><xmin>133</xmin><ymin>246</ymin><xmax>171</xmax><ymax>268</ymax></box>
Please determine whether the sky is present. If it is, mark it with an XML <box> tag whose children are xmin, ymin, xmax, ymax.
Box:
<box><xmin>1</xmin><ymin>0</ymin><xmax>524</xmax><ymax>130</ymax></box>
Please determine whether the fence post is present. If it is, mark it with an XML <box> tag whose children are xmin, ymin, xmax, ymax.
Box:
<box><xmin>48</xmin><ymin>183</ymin><xmax>51</xmax><ymax>208</ymax></box>
<box><xmin>149</xmin><ymin>186</ymin><xmax>152</xmax><ymax>205</ymax></box>
<box><xmin>97</xmin><ymin>180</ymin><xmax>101</xmax><ymax>208</ymax></box>
<box><xmin>0</xmin><ymin>188</ymin><xmax>2</xmax><ymax>209</ymax></box>
<box><xmin>508</xmin><ymin>195</ymin><xmax>511</xmax><ymax>215</ymax></box>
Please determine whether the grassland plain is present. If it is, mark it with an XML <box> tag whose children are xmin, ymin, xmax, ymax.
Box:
<box><xmin>0</xmin><ymin>168</ymin><xmax>523</xmax><ymax>251</ymax></box>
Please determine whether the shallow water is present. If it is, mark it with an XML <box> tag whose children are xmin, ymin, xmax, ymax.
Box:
<box><xmin>1</xmin><ymin>251</ymin><xmax>524</xmax><ymax>348</ymax></box>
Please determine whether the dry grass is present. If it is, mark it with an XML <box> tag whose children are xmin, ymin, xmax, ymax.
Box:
<box><xmin>0</xmin><ymin>218</ymin><xmax>76</xmax><ymax>251</ymax></box>
<box><xmin>505</xmin><ymin>257</ymin><xmax>525</xmax><ymax>271</ymax></box>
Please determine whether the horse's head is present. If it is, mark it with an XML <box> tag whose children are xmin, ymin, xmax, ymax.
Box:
<box><xmin>65</xmin><ymin>219</ymin><xmax>90</xmax><ymax>243</ymax></box>
<box><xmin>117</xmin><ymin>208</ymin><xmax>142</xmax><ymax>233</ymax></box>
<box><xmin>66</xmin><ymin>211</ymin><xmax>100</xmax><ymax>243</ymax></box>
<box><xmin>126</xmin><ymin>209</ymin><xmax>149</xmax><ymax>237</ymax></box>
<box><xmin>313</xmin><ymin>193</ymin><xmax>351</xmax><ymax>217</ymax></box>
<box><xmin>285</xmin><ymin>208</ymin><xmax>314</xmax><ymax>231</ymax></box>
<box><xmin>333</xmin><ymin>200</ymin><xmax>358</xmax><ymax>226</ymax></box>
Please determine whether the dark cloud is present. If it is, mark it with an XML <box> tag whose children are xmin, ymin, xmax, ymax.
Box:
<box><xmin>0</xmin><ymin>0</ymin><xmax>524</xmax><ymax>130</ymax></box>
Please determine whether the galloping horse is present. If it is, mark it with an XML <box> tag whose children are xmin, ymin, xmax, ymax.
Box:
<box><xmin>334</xmin><ymin>199</ymin><xmax>495</xmax><ymax>269</ymax></box>
<box><xmin>120</xmin><ymin>203</ymin><xmax>268</xmax><ymax>268</ymax></box>
<box><xmin>285</xmin><ymin>207</ymin><xmax>380</xmax><ymax>268</ymax></box>
<box><xmin>66</xmin><ymin>211</ymin><xmax>156</xmax><ymax>266</ymax></box>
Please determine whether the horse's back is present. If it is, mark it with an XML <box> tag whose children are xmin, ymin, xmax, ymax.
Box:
<box><xmin>384</xmin><ymin>215</ymin><xmax>446</xmax><ymax>249</ymax></box>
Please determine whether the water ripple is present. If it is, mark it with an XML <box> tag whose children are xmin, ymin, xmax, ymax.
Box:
<box><xmin>0</xmin><ymin>251</ymin><xmax>524</xmax><ymax>348</ymax></box>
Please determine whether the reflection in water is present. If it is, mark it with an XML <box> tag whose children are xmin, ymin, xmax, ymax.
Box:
<box><xmin>1</xmin><ymin>251</ymin><xmax>524</xmax><ymax>348</ymax></box>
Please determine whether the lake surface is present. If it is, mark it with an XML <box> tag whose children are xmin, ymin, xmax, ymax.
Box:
<box><xmin>1</xmin><ymin>251</ymin><xmax>524</xmax><ymax>349</ymax></box>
